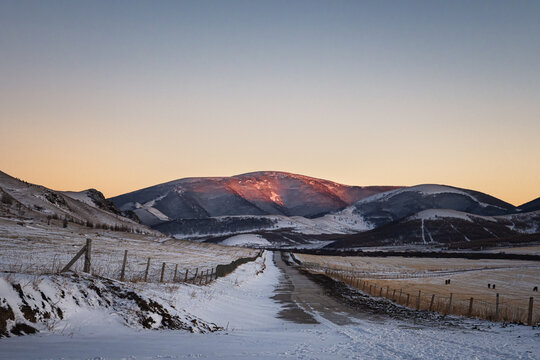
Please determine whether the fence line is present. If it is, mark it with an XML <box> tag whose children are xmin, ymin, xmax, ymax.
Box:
<box><xmin>39</xmin><ymin>239</ymin><xmax>262</xmax><ymax>286</ymax></box>
<box><xmin>305</xmin><ymin>262</ymin><xmax>538</xmax><ymax>326</ymax></box>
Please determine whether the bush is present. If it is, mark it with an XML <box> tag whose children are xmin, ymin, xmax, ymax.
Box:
<box><xmin>1</xmin><ymin>192</ymin><xmax>14</xmax><ymax>205</ymax></box>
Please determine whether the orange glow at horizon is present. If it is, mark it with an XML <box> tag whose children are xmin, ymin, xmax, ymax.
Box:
<box><xmin>1</xmin><ymin>1</ymin><xmax>539</xmax><ymax>207</ymax></box>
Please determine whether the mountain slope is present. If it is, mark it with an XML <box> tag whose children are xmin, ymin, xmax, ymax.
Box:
<box><xmin>518</xmin><ymin>197</ymin><xmax>540</xmax><ymax>213</ymax></box>
<box><xmin>325</xmin><ymin>184</ymin><xmax>517</xmax><ymax>230</ymax></box>
<box><xmin>109</xmin><ymin>171</ymin><xmax>400</xmax><ymax>226</ymax></box>
<box><xmin>325</xmin><ymin>209</ymin><xmax>540</xmax><ymax>249</ymax></box>
<box><xmin>0</xmin><ymin>170</ymin><xmax>152</xmax><ymax>233</ymax></box>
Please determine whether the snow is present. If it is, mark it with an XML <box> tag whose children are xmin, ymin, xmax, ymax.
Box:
<box><xmin>62</xmin><ymin>190</ymin><xmax>94</xmax><ymax>207</ymax></box>
<box><xmin>145</xmin><ymin>206</ymin><xmax>170</xmax><ymax>221</ymax></box>
<box><xmin>355</xmin><ymin>184</ymin><xmax>504</xmax><ymax>210</ymax></box>
<box><xmin>0</xmin><ymin>172</ymin><xmax>150</xmax><ymax>232</ymax></box>
<box><xmin>1</xmin><ymin>251</ymin><xmax>539</xmax><ymax>359</ymax></box>
<box><xmin>412</xmin><ymin>209</ymin><xmax>474</xmax><ymax>222</ymax></box>
<box><xmin>221</xmin><ymin>234</ymin><xmax>272</xmax><ymax>247</ymax></box>
<box><xmin>168</xmin><ymin>212</ymin><xmax>373</xmax><ymax>241</ymax></box>
<box><xmin>137</xmin><ymin>196</ymin><xmax>170</xmax><ymax>221</ymax></box>
<box><xmin>0</xmin><ymin>217</ymin><xmax>253</xmax><ymax>280</ymax></box>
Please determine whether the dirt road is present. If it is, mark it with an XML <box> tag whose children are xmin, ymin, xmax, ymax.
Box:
<box><xmin>272</xmin><ymin>251</ymin><xmax>474</xmax><ymax>329</ymax></box>
<box><xmin>272</xmin><ymin>251</ymin><xmax>381</xmax><ymax>325</ymax></box>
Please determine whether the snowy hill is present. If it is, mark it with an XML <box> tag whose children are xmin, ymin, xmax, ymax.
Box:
<box><xmin>0</xmin><ymin>170</ymin><xmax>152</xmax><ymax>233</ymax></box>
<box><xmin>329</xmin><ymin>184</ymin><xmax>517</xmax><ymax>229</ymax></box>
<box><xmin>325</xmin><ymin>208</ymin><xmax>540</xmax><ymax>249</ymax></box>
<box><xmin>110</xmin><ymin>174</ymin><xmax>540</xmax><ymax>249</ymax></box>
<box><xmin>109</xmin><ymin>171</ymin><xmax>399</xmax><ymax>226</ymax></box>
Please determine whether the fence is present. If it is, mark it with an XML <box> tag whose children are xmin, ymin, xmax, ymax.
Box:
<box><xmin>292</xmin><ymin>254</ymin><xmax>539</xmax><ymax>326</ymax></box>
<box><xmin>57</xmin><ymin>239</ymin><xmax>262</xmax><ymax>286</ymax></box>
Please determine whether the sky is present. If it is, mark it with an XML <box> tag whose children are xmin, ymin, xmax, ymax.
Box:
<box><xmin>1</xmin><ymin>0</ymin><xmax>539</xmax><ymax>205</ymax></box>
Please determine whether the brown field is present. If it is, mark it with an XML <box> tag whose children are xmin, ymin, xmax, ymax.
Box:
<box><xmin>486</xmin><ymin>245</ymin><xmax>540</xmax><ymax>255</ymax></box>
<box><xmin>295</xmin><ymin>253</ymin><xmax>540</xmax><ymax>324</ymax></box>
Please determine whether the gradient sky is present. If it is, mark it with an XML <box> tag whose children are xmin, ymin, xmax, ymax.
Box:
<box><xmin>1</xmin><ymin>0</ymin><xmax>539</xmax><ymax>205</ymax></box>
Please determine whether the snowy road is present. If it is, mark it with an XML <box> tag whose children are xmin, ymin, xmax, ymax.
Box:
<box><xmin>0</xmin><ymin>251</ymin><xmax>538</xmax><ymax>359</ymax></box>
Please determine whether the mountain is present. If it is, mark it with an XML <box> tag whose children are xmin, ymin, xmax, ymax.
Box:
<box><xmin>110</xmin><ymin>174</ymin><xmax>540</xmax><ymax>249</ymax></box>
<box><xmin>325</xmin><ymin>184</ymin><xmax>517</xmax><ymax>230</ymax></box>
<box><xmin>109</xmin><ymin>171</ymin><xmax>400</xmax><ymax>227</ymax></box>
<box><xmin>63</xmin><ymin>189</ymin><xmax>140</xmax><ymax>223</ymax></box>
<box><xmin>518</xmin><ymin>197</ymin><xmax>540</xmax><ymax>213</ymax></box>
<box><xmin>63</xmin><ymin>189</ymin><xmax>122</xmax><ymax>215</ymax></box>
<box><xmin>194</xmin><ymin>183</ymin><xmax>538</xmax><ymax>249</ymax></box>
<box><xmin>325</xmin><ymin>209</ymin><xmax>540</xmax><ymax>249</ymax></box>
<box><xmin>0</xmin><ymin>170</ymin><xmax>151</xmax><ymax>233</ymax></box>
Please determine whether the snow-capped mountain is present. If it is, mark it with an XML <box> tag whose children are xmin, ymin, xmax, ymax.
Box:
<box><xmin>2</xmin><ymin>168</ymin><xmax>538</xmax><ymax>249</ymax></box>
<box><xmin>109</xmin><ymin>171</ymin><xmax>400</xmax><ymax>226</ymax></box>
<box><xmin>328</xmin><ymin>184</ymin><xmax>517</xmax><ymax>229</ymax></box>
<box><xmin>109</xmin><ymin>174</ymin><xmax>540</xmax><ymax>249</ymax></box>
<box><xmin>325</xmin><ymin>208</ymin><xmax>540</xmax><ymax>249</ymax></box>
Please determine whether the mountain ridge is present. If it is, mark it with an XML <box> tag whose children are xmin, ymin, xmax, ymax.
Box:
<box><xmin>109</xmin><ymin>171</ymin><xmax>401</xmax><ymax>224</ymax></box>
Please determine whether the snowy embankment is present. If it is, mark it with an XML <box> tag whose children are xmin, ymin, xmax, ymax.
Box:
<box><xmin>1</xmin><ymin>251</ymin><xmax>539</xmax><ymax>359</ymax></box>
<box><xmin>221</xmin><ymin>234</ymin><xmax>272</xmax><ymax>248</ymax></box>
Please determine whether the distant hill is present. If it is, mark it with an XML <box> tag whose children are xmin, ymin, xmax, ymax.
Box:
<box><xmin>325</xmin><ymin>209</ymin><xmax>540</xmax><ymax>249</ymax></box>
<box><xmin>518</xmin><ymin>197</ymin><xmax>540</xmax><ymax>213</ymax></box>
<box><xmin>323</xmin><ymin>184</ymin><xmax>517</xmax><ymax>229</ymax></box>
<box><xmin>109</xmin><ymin>173</ymin><xmax>540</xmax><ymax>249</ymax></box>
<box><xmin>109</xmin><ymin>171</ymin><xmax>400</xmax><ymax>225</ymax></box>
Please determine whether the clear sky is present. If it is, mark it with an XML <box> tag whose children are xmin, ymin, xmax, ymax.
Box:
<box><xmin>1</xmin><ymin>0</ymin><xmax>539</xmax><ymax>205</ymax></box>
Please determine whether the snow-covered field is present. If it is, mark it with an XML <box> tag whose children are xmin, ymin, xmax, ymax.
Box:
<box><xmin>0</xmin><ymin>217</ymin><xmax>253</xmax><ymax>282</ymax></box>
<box><xmin>221</xmin><ymin>234</ymin><xmax>272</xmax><ymax>247</ymax></box>
<box><xmin>1</xmin><ymin>251</ymin><xmax>539</xmax><ymax>359</ymax></box>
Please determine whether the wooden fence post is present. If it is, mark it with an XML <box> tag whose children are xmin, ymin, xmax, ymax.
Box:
<box><xmin>199</xmin><ymin>273</ymin><xmax>204</xmax><ymax>285</ymax></box>
<box><xmin>160</xmin><ymin>262</ymin><xmax>166</xmax><ymax>283</ymax></box>
<box><xmin>527</xmin><ymin>297</ymin><xmax>534</xmax><ymax>326</ymax></box>
<box><xmin>210</xmin><ymin>268</ymin><xmax>214</xmax><ymax>282</ymax></box>
<box><xmin>495</xmin><ymin>293</ymin><xmax>500</xmax><ymax>320</ymax></box>
<box><xmin>83</xmin><ymin>238</ymin><xmax>92</xmax><ymax>273</ymax></box>
<box><xmin>379</xmin><ymin>287</ymin><xmax>383</xmax><ymax>297</ymax></box>
<box><xmin>429</xmin><ymin>294</ymin><xmax>435</xmax><ymax>312</ymax></box>
<box><xmin>392</xmin><ymin>289</ymin><xmax>396</xmax><ymax>301</ymax></box>
<box><xmin>173</xmin><ymin>264</ymin><xmax>178</xmax><ymax>282</ymax></box>
<box><xmin>144</xmin><ymin>257</ymin><xmax>151</xmax><ymax>282</ymax></box>
<box><xmin>193</xmin><ymin>268</ymin><xmax>198</xmax><ymax>284</ymax></box>
<box><xmin>386</xmin><ymin>287</ymin><xmax>389</xmax><ymax>298</ymax></box>
<box><xmin>406</xmin><ymin>293</ymin><xmax>410</xmax><ymax>307</ymax></box>
<box><xmin>184</xmin><ymin>269</ymin><xmax>189</xmax><ymax>282</ymax></box>
<box><xmin>468</xmin><ymin>297</ymin><xmax>474</xmax><ymax>317</ymax></box>
<box><xmin>417</xmin><ymin>290</ymin><xmax>421</xmax><ymax>310</ymax></box>
<box><xmin>447</xmin><ymin>293</ymin><xmax>453</xmax><ymax>315</ymax></box>
<box><xmin>205</xmin><ymin>269</ymin><xmax>209</xmax><ymax>284</ymax></box>
<box><xmin>120</xmin><ymin>250</ymin><xmax>128</xmax><ymax>281</ymax></box>
<box><xmin>60</xmin><ymin>243</ymin><xmax>87</xmax><ymax>273</ymax></box>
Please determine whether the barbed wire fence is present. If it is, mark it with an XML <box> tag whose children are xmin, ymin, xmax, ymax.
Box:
<box><xmin>297</xmin><ymin>258</ymin><xmax>539</xmax><ymax>326</ymax></box>
<box><xmin>2</xmin><ymin>238</ymin><xmax>262</xmax><ymax>287</ymax></box>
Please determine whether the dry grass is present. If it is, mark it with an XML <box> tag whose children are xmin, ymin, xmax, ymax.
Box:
<box><xmin>0</xmin><ymin>217</ymin><xmax>255</xmax><ymax>283</ymax></box>
<box><xmin>297</xmin><ymin>253</ymin><xmax>540</xmax><ymax>324</ymax></box>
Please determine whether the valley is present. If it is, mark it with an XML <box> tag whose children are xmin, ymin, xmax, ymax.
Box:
<box><xmin>0</xmin><ymin>170</ymin><xmax>538</xmax><ymax>359</ymax></box>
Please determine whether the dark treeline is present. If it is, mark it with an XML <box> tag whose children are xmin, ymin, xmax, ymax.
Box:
<box><xmin>264</xmin><ymin>248</ymin><xmax>540</xmax><ymax>261</ymax></box>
